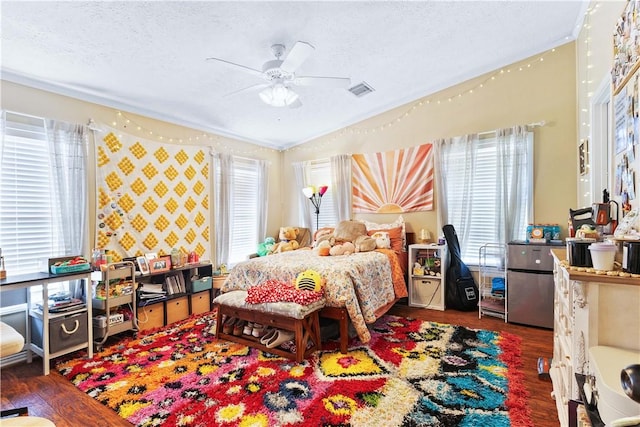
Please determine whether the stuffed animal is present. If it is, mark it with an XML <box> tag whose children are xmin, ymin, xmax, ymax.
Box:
<box><xmin>272</xmin><ymin>227</ymin><xmax>301</xmax><ymax>253</ymax></box>
<box><xmin>330</xmin><ymin>241</ymin><xmax>355</xmax><ymax>256</ymax></box>
<box><xmin>256</xmin><ymin>236</ymin><xmax>276</xmax><ymax>256</ymax></box>
<box><xmin>370</xmin><ymin>231</ymin><xmax>391</xmax><ymax>249</ymax></box>
<box><xmin>314</xmin><ymin>240</ymin><xmax>331</xmax><ymax>256</ymax></box>
<box><xmin>354</xmin><ymin>235</ymin><xmax>376</xmax><ymax>252</ymax></box>
<box><xmin>295</xmin><ymin>269</ymin><xmax>324</xmax><ymax>292</ymax></box>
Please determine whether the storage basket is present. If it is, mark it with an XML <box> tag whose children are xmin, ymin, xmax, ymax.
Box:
<box><xmin>50</xmin><ymin>262</ymin><xmax>91</xmax><ymax>274</ymax></box>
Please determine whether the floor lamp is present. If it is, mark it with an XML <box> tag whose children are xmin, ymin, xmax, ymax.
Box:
<box><xmin>302</xmin><ymin>185</ymin><xmax>328</xmax><ymax>231</ymax></box>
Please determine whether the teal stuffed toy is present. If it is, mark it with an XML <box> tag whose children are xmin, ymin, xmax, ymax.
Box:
<box><xmin>257</xmin><ymin>236</ymin><xmax>276</xmax><ymax>257</ymax></box>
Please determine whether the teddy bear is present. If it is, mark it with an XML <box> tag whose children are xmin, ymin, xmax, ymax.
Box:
<box><xmin>370</xmin><ymin>231</ymin><xmax>391</xmax><ymax>249</ymax></box>
<box><xmin>256</xmin><ymin>236</ymin><xmax>276</xmax><ymax>256</ymax></box>
<box><xmin>354</xmin><ymin>235</ymin><xmax>376</xmax><ymax>253</ymax></box>
<box><xmin>329</xmin><ymin>241</ymin><xmax>355</xmax><ymax>256</ymax></box>
<box><xmin>271</xmin><ymin>227</ymin><xmax>300</xmax><ymax>253</ymax></box>
<box><xmin>314</xmin><ymin>240</ymin><xmax>332</xmax><ymax>256</ymax></box>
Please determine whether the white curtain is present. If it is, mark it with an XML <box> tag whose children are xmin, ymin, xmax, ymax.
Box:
<box><xmin>47</xmin><ymin>120</ymin><xmax>89</xmax><ymax>256</ymax></box>
<box><xmin>435</xmin><ymin>133</ymin><xmax>479</xmax><ymax>247</ymax></box>
<box><xmin>256</xmin><ymin>159</ymin><xmax>269</xmax><ymax>240</ymax></box>
<box><xmin>330</xmin><ymin>154</ymin><xmax>352</xmax><ymax>222</ymax></box>
<box><xmin>436</xmin><ymin>126</ymin><xmax>532</xmax><ymax>257</ymax></box>
<box><xmin>496</xmin><ymin>125</ymin><xmax>532</xmax><ymax>243</ymax></box>
<box><xmin>293</xmin><ymin>161</ymin><xmax>312</xmax><ymax>229</ymax></box>
<box><xmin>214</xmin><ymin>152</ymin><xmax>233</xmax><ymax>266</ymax></box>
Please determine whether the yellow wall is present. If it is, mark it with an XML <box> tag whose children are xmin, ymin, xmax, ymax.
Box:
<box><xmin>0</xmin><ymin>81</ymin><xmax>283</xmax><ymax>263</ymax></box>
<box><xmin>284</xmin><ymin>42</ymin><xmax>577</xmax><ymax>240</ymax></box>
<box><xmin>2</xmin><ymin>36</ymin><xmax>592</xmax><ymax>247</ymax></box>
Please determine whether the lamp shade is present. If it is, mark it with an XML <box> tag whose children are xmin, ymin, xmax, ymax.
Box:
<box><xmin>302</xmin><ymin>187</ymin><xmax>314</xmax><ymax>198</ymax></box>
<box><xmin>259</xmin><ymin>83</ymin><xmax>299</xmax><ymax>107</ymax></box>
<box><xmin>318</xmin><ymin>185</ymin><xmax>328</xmax><ymax>196</ymax></box>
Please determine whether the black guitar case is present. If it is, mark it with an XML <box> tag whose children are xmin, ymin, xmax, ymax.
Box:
<box><xmin>442</xmin><ymin>224</ymin><xmax>479</xmax><ymax>311</ymax></box>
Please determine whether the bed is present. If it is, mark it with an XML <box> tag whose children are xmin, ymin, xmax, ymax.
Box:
<box><xmin>221</xmin><ymin>247</ymin><xmax>407</xmax><ymax>343</ymax></box>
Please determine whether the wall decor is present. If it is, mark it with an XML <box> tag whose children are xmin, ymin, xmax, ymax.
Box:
<box><xmin>613</xmin><ymin>0</ymin><xmax>640</xmax><ymax>95</ymax></box>
<box><xmin>352</xmin><ymin>143</ymin><xmax>433</xmax><ymax>213</ymax></box>
<box><xmin>579</xmin><ymin>140</ymin><xmax>588</xmax><ymax>176</ymax></box>
<box><xmin>94</xmin><ymin>125</ymin><xmax>211</xmax><ymax>261</ymax></box>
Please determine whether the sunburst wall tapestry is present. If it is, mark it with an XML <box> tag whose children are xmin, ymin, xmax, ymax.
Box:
<box><xmin>94</xmin><ymin>125</ymin><xmax>211</xmax><ymax>261</ymax></box>
<box><xmin>352</xmin><ymin>144</ymin><xmax>434</xmax><ymax>213</ymax></box>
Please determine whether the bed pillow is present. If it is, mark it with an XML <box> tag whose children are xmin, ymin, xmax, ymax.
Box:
<box><xmin>333</xmin><ymin>220</ymin><xmax>367</xmax><ymax>243</ymax></box>
<box><xmin>368</xmin><ymin>226</ymin><xmax>403</xmax><ymax>253</ymax></box>
<box><xmin>361</xmin><ymin>215</ymin><xmax>407</xmax><ymax>251</ymax></box>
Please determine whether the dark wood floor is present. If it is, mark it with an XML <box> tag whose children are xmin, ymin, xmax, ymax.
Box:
<box><xmin>1</xmin><ymin>304</ymin><xmax>558</xmax><ymax>426</ymax></box>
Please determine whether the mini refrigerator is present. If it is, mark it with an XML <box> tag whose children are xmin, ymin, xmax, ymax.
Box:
<box><xmin>507</xmin><ymin>241</ymin><xmax>559</xmax><ymax>329</ymax></box>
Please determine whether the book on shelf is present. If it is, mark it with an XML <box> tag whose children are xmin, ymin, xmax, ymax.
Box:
<box><xmin>139</xmin><ymin>283</ymin><xmax>166</xmax><ymax>294</ymax></box>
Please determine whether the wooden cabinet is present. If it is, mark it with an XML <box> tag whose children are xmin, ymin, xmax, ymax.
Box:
<box><xmin>550</xmin><ymin>249</ymin><xmax>640</xmax><ymax>426</ymax></box>
<box><xmin>166</xmin><ymin>296</ymin><xmax>189</xmax><ymax>325</ymax></box>
<box><xmin>408</xmin><ymin>244</ymin><xmax>447</xmax><ymax>310</ymax></box>
<box><xmin>190</xmin><ymin>291</ymin><xmax>211</xmax><ymax>315</ymax></box>
<box><xmin>137</xmin><ymin>301</ymin><xmax>165</xmax><ymax>331</ymax></box>
<box><xmin>136</xmin><ymin>263</ymin><xmax>213</xmax><ymax>330</ymax></box>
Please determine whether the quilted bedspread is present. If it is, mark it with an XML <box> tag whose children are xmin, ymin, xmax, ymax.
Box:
<box><xmin>221</xmin><ymin>249</ymin><xmax>407</xmax><ymax>342</ymax></box>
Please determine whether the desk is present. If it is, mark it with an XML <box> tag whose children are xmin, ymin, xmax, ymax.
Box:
<box><xmin>0</xmin><ymin>271</ymin><xmax>93</xmax><ymax>375</ymax></box>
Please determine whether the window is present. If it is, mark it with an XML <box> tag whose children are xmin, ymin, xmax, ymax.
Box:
<box><xmin>440</xmin><ymin>130</ymin><xmax>533</xmax><ymax>266</ymax></box>
<box><xmin>307</xmin><ymin>159</ymin><xmax>336</xmax><ymax>228</ymax></box>
<box><xmin>0</xmin><ymin>111</ymin><xmax>61</xmax><ymax>273</ymax></box>
<box><xmin>224</xmin><ymin>157</ymin><xmax>261</xmax><ymax>265</ymax></box>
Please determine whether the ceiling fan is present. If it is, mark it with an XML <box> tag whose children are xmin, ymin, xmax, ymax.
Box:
<box><xmin>206</xmin><ymin>41</ymin><xmax>351</xmax><ymax>108</ymax></box>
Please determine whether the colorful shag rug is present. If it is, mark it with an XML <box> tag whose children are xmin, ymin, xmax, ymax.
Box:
<box><xmin>57</xmin><ymin>313</ymin><xmax>532</xmax><ymax>426</ymax></box>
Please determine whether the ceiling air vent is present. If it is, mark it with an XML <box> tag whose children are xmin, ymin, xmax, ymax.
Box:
<box><xmin>348</xmin><ymin>81</ymin><xmax>375</xmax><ymax>97</ymax></box>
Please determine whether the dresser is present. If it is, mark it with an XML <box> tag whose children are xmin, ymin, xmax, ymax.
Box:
<box><xmin>550</xmin><ymin>249</ymin><xmax>640</xmax><ymax>426</ymax></box>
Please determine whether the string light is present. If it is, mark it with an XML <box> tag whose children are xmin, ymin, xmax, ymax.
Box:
<box><xmin>108</xmin><ymin>111</ymin><xmax>279</xmax><ymax>156</ymax></box>
<box><xmin>288</xmin><ymin>45</ymin><xmax>559</xmax><ymax>153</ymax></box>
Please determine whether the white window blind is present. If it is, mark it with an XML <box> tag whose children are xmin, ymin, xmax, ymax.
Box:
<box><xmin>308</xmin><ymin>160</ymin><xmax>336</xmax><ymax>228</ymax></box>
<box><xmin>444</xmin><ymin>133</ymin><xmax>532</xmax><ymax>265</ymax></box>
<box><xmin>228</xmin><ymin>157</ymin><xmax>260</xmax><ymax>265</ymax></box>
<box><xmin>0</xmin><ymin>111</ymin><xmax>61</xmax><ymax>273</ymax></box>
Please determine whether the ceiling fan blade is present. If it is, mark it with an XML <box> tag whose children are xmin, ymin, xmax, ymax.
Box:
<box><xmin>206</xmin><ymin>57</ymin><xmax>264</xmax><ymax>78</ymax></box>
<box><xmin>288</xmin><ymin>98</ymin><xmax>303</xmax><ymax>109</ymax></box>
<box><xmin>280</xmin><ymin>41</ymin><xmax>315</xmax><ymax>73</ymax></box>
<box><xmin>294</xmin><ymin>76</ymin><xmax>351</xmax><ymax>88</ymax></box>
<box><xmin>223</xmin><ymin>83</ymin><xmax>269</xmax><ymax>98</ymax></box>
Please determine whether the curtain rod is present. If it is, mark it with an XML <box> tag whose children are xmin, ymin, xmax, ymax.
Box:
<box><xmin>87</xmin><ymin>119</ymin><xmax>102</xmax><ymax>132</ymax></box>
<box><xmin>477</xmin><ymin>120</ymin><xmax>546</xmax><ymax>137</ymax></box>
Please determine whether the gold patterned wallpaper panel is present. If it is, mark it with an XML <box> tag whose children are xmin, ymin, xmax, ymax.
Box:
<box><xmin>95</xmin><ymin>127</ymin><xmax>210</xmax><ymax>261</ymax></box>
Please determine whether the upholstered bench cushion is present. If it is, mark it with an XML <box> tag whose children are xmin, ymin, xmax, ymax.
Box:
<box><xmin>0</xmin><ymin>321</ymin><xmax>24</xmax><ymax>358</ymax></box>
<box><xmin>213</xmin><ymin>290</ymin><xmax>325</xmax><ymax>319</ymax></box>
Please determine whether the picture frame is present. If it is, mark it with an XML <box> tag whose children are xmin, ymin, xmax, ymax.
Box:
<box><xmin>579</xmin><ymin>140</ymin><xmax>588</xmax><ymax>176</ymax></box>
<box><xmin>149</xmin><ymin>255</ymin><xmax>171</xmax><ymax>273</ymax></box>
<box><xmin>136</xmin><ymin>256</ymin><xmax>150</xmax><ymax>275</ymax></box>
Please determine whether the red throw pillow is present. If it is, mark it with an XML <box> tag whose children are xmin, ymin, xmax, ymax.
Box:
<box><xmin>368</xmin><ymin>226</ymin><xmax>403</xmax><ymax>253</ymax></box>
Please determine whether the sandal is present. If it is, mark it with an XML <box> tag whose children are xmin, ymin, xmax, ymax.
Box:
<box><xmin>260</xmin><ymin>328</ymin><xmax>277</xmax><ymax>345</ymax></box>
<box><xmin>265</xmin><ymin>329</ymin><xmax>295</xmax><ymax>349</ymax></box>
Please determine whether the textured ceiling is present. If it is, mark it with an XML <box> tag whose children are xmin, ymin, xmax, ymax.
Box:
<box><xmin>1</xmin><ymin>1</ymin><xmax>587</xmax><ymax>150</ymax></box>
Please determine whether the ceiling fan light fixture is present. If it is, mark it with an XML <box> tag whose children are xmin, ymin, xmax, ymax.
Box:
<box><xmin>259</xmin><ymin>83</ymin><xmax>299</xmax><ymax>107</ymax></box>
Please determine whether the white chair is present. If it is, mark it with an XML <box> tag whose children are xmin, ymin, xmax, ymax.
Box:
<box><xmin>0</xmin><ymin>322</ymin><xmax>56</xmax><ymax>427</ymax></box>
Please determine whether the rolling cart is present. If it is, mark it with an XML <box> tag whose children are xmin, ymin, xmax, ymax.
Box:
<box><xmin>92</xmin><ymin>261</ymin><xmax>137</xmax><ymax>350</ymax></box>
<box><xmin>478</xmin><ymin>243</ymin><xmax>507</xmax><ymax>321</ymax></box>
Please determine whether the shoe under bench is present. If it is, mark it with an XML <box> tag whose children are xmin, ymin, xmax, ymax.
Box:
<box><xmin>214</xmin><ymin>292</ymin><xmax>323</xmax><ymax>363</ymax></box>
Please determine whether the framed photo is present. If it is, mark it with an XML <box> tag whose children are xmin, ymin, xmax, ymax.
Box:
<box><xmin>149</xmin><ymin>255</ymin><xmax>171</xmax><ymax>273</ymax></box>
<box><xmin>579</xmin><ymin>140</ymin><xmax>588</xmax><ymax>176</ymax></box>
<box><xmin>136</xmin><ymin>256</ymin><xmax>150</xmax><ymax>275</ymax></box>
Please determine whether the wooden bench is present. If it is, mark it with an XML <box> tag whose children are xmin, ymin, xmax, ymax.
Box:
<box><xmin>214</xmin><ymin>290</ymin><xmax>323</xmax><ymax>363</ymax></box>
<box><xmin>319</xmin><ymin>306</ymin><xmax>349</xmax><ymax>354</ymax></box>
